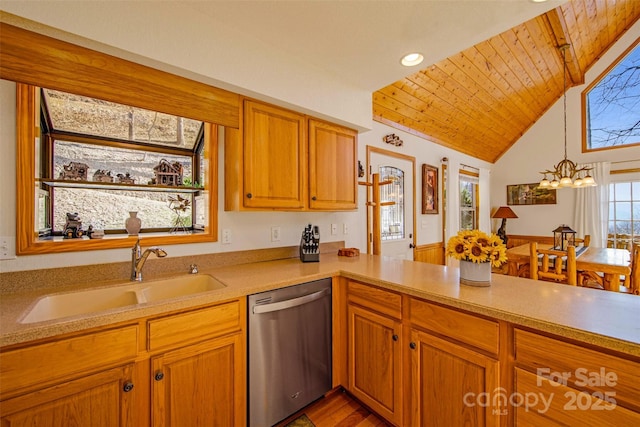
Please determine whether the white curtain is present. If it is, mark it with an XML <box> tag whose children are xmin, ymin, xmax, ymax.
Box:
<box><xmin>573</xmin><ymin>162</ymin><xmax>610</xmax><ymax>247</ymax></box>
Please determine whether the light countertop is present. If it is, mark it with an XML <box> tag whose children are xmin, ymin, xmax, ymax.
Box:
<box><xmin>1</xmin><ymin>254</ymin><xmax>639</xmax><ymax>356</ymax></box>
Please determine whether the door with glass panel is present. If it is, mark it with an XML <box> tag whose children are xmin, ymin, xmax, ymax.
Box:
<box><xmin>369</xmin><ymin>149</ymin><xmax>415</xmax><ymax>260</ymax></box>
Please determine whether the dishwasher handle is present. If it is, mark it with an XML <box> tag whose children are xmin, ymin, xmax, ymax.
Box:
<box><xmin>252</xmin><ymin>288</ymin><xmax>329</xmax><ymax>314</ymax></box>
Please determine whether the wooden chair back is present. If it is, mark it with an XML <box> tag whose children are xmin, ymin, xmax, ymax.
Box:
<box><xmin>530</xmin><ymin>242</ymin><xmax>577</xmax><ymax>286</ymax></box>
<box><xmin>629</xmin><ymin>243</ymin><xmax>640</xmax><ymax>295</ymax></box>
<box><xmin>574</xmin><ymin>235</ymin><xmax>590</xmax><ymax>247</ymax></box>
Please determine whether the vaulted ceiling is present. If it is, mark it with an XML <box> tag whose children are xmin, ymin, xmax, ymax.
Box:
<box><xmin>373</xmin><ymin>0</ymin><xmax>640</xmax><ymax>163</ymax></box>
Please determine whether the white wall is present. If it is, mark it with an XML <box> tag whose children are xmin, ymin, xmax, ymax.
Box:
<box><xmin>490</xmin><ymin>20</ymin><xmax>640</xmax><ymax>237</ymax></box>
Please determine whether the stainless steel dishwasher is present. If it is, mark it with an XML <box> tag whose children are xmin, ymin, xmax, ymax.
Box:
<box><xmin>248</xmin><ymin>278</ymin><xmax>332</xmax><ymax>427</ymax></box>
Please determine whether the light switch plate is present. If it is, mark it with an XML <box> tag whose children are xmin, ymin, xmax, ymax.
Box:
<box><xmin>221</xmin><ymin>229</ymin><xmax>232</xmax><ymax>244</ymax></box>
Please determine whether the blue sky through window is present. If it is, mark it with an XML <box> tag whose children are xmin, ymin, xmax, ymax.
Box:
<box><xmin>586</xmin><ymin>43</ymin><xmax>640</xmax><ymax>149</ymax></box>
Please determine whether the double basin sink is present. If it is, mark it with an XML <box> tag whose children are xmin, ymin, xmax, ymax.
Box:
<box><xmin>20</xmin><ymin>274</ymin><xmax>227</xmax><ymax>324</ymax></box>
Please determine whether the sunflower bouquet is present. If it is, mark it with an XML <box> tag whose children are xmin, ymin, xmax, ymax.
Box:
<box><xmin>446</xmin><ymin>230</ymin><xmax>507</xmax><ymax>267</ymax></box>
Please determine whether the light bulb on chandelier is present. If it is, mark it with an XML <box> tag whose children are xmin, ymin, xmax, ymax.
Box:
<box><xmin>538</xmin><ymin>44</ymin><xmax>596</xmax><ymax>189</ymax></box>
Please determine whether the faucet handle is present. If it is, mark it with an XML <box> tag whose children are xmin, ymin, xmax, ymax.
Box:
<box><xmin>190</xmin><ymin>264</ymin><xmax>198</xmax><ymax>274</ymax></box>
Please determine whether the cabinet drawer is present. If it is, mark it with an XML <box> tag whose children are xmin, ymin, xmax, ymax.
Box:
<box><xmin>347</xmin><ymin>281</ymin><xmax>401</xmax><ymax>319</ymax></box>
<box><xmin>409</xmin><ymin>298</ymin><xmax>499</xmax><ymax>355</ymax></box>
<box><xmin>148</xmin><ymin>299</ymin><xmax>242</xmax><ymax>351</ymax></box>
<box><xmin>0</xmin><ymin>325</ymin><xmax>138</xmax><ymax>399</ymax></box>
<box><xmin>514</xmin><ymin>328</ymin><xmax>640</xmax><ymax>410</ymax></box>
<box><xmin>515</xmin><ymin>368</ymin><xmax>640</xmax><ymax>425</ymax></box>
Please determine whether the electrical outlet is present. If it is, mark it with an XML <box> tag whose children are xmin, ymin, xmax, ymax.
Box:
<box><xmin>331</xmin><ymin>224</ymin><xmax>337</xmax><ymax>235</ymax></box>
<box><xmin>0</xmin><ymin>236</ymin><xmax>16</xmax><ymax>260</ymax></box>
<box><xmin>221</xmin><ymin>229</ymin><xmax>231</xmax><ymax>244</ymax></box>
<box><xmin>343</xmin><ymin>224</ymin><xmax>348</xmax><ymax>235</ymax></box>
<box><xmin>271</xmin><ymin>226</ymin><xmax>281</xmax><ymax>242</ymax></box>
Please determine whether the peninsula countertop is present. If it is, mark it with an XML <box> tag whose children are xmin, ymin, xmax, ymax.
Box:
<box><xmin>2</xmin><ymin>254</ymin><xmax>639</xmax><ymax>356</ymax></box>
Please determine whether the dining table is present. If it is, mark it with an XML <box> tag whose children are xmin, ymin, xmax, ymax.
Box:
<box><xmin>505</xmin><ymin>243</ymin><xmax>631</xmax><ymax>292</ymax></box>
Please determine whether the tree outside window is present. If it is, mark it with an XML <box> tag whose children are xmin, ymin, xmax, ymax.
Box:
<box><xmin>585</xmin><ymin>42</ymin><xmax>640</xmax><ymax>150</ymax></box>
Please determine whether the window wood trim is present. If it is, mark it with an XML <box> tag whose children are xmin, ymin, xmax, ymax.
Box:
<box><xmin>0</xmin><ymin>22</ymin><xmax>239</xmax><ymax>128</ymax></box>
<box><xmin>16</xmin><ymin>83</ymin><xmax>218</xmax><ymax>255</ymax></box>
<box><xmin>581</xmin><ymin>37</ymin><xmax>640</xmax><ymax>153</ymax></box>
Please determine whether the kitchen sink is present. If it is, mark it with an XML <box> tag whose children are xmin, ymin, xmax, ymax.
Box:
<box><xmin>20</xmin><ymin>274</ymin><xmax>227</xmax><ymax>324</ymax></box>
<box><xmin>136</xmin><ymin>274</ymin><xmax>227</xmax><ymax>303</ymax></box>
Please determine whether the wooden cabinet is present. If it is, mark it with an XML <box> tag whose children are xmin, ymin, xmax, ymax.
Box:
<box><xmin>0</xmin><ymin>325</ymin><xmax>139</xmax><ymax>426</ymax></box>
<box><xmin>346</xmin><ymin>281</ymin><xmax>403</xmax><ymax>425</ymax></box>
<box><xmin>151</xmin><ymin>333</ymin><xmax>245</xmax><ymax>427</ymax></box>
<box><xmin>513</xmin><ymin>328</ymin><xmax>640</xmax><ymax>425</ymax></box>
<box><xmin>408</xmin><ymin>329</ymin><xmax>500</xmax><ymax>427</ymax></box>
<box><xmin>225</xmin><ymin>99</ymin><xmax>357</xmax><ymax>211</ymax></box>
<box><xmin>240</xmin><ymin>100</ymin><xmax>307</xmax><ymax>209</ymax></box>
<box><xmin>308</xmin><ymin>119</ymin><xmax>357</xmax><ymax>210</ymax></box>
<box><xmin>0</xmin><ymin>298</ymin><xmax>246</xmax><ymax>427</ymax></box>
<box><xmin>406</xmin><ymin>298</ymin><xmax>501</xmax><ymax>427</ymax></box>
<box><xmin>1</xmin><ymin>364</ymin><xmax>136</xmax><ymax>427</ymax></box>
<box><xmin>148</xmin><ymin>299</ymin><xmax>246</xmax><ymax>427</ymax></box>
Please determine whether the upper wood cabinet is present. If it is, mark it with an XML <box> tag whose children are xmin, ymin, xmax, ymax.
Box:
<box><xmin>309</xmin><ymin>119</ymin><xmax>357</xmax><ymax>210</ymax></box>
<box><xmin>225</xmin><ymin>99</ymin><xmax>358</xmax><ymax>211</ymax></box>
<box><xmin>242</xmin><ymin>100</ymin><xmax>307</xmax><ymax>209</ymax></box>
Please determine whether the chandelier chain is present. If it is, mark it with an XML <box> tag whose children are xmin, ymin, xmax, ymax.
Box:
<box><xmin>538</xmin><ymin>43</ymin><xmax>596</xmax><ymax>189</ymax></box>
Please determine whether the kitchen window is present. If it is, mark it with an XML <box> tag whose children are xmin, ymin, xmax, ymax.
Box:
<box><xmin>40</xmin><ymin>88</ymin><xmax>205</xmax><ymax>237</ymax></box>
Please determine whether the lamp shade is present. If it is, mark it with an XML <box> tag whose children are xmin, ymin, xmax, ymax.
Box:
<box><xmin>492</xmin><ymin>206</ymin><xmax>518</xmax><ymax>219</ymax></box>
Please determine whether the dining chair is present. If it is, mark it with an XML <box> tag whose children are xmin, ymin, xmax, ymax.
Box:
<box><xmin>624</xmin><ymin>243</ymin><xmax>639</xmax><ymax>295</ymax></box>
<box><xmin>574</xmin><ymin>235</ymin><xmax>590</xmax><ymax>247</ymax></box>
<box><xmin>530</xmin><ymin>242</ymin><xmax>577</xmax><ymax>286</ymax></box>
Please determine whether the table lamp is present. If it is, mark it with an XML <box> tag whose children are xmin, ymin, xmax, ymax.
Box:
<box><xmin>492</xmin><ymin>206</ymin><xmax>518</xmax><ymax>246</ymax></box>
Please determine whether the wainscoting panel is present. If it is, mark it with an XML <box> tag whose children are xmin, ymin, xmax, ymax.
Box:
<box><xmin>414</xmin><ymin>242</ymin><xmax>445</xmax><ymax>265</ymax></box>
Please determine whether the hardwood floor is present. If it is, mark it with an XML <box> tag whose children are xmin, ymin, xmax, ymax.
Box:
<box><xmin>276</xmin><ymin>388</ymin><xmax>390</xmax><ymax>427</ymax></box>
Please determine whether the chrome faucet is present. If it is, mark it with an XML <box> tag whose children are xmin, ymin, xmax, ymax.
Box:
<box><xmin>131</xmin><ymin>240</ymin><xmax>167</xmax><ymax>281</ymax></box>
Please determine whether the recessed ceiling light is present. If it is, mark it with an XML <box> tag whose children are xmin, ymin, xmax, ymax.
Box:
<box><xmin>401</xmin><ymin>53</ymin><xmax>424</xmax><ymax>67</ymax></box>
<box><xmin>530</xmin><ymin>0</ymin><xmax>549</xmax><ymax>3</ymax></box>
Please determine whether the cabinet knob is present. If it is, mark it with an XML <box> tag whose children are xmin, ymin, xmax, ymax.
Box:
<box><xmin>392</xmin><ymin>334</ymin><xmax>399</xmax><ymax>341</ymax></box>
<box><xmin>311</xmin><ymin>196</ymin><xmax>317</xmax><ymax>201</ymax></box>
<box><xmin>409</xmin><ymin>342</ymin><xmax>417</xmax><ymax>350</ymax></box>
<box><xmin>154</xmin><ymin>371</ymin><xmax>165</xmax><ymax>381</ymax></box>
<box><xmin>409</xmin><ymin>243</ymin><xmax>415</xmax><ymax>248</ymax></box>
<box><xmin>123</xmin><ymin>381</ymin><xmax>134</xmax><ymax>392</ymax></box>
<box><xmin>246</xmin><ymin>193</ymin><xmax>253</xmax><ymax>199</ymax></box>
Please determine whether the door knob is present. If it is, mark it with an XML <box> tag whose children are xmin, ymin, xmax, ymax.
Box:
<box><xmin>154</xmin><ymin>371</ymin><xmax>164</xmax><ymax>381</ymax></box>
<box><xmin>409</xmin><ymin>342</ymin><xmax>417</xmax><ymax>350</ymax></box>
<box><xmin>392</xmin><ymin>334</ymin><xmax>399</xmax><ymax>341</ymax></box>
<box><xmin>246</xmin><ymin>193</ymin><xmax>253</xmax><ymax>199</ymax></box>
<box><xmin>123</xmin><ymin>381</ymin><xmax>134</xmax><ymax>392</ymax></box>
<box><xmin>409</xmin><ymin>243</ymin><xmax>415</xmax><ymax>248</ymax></box>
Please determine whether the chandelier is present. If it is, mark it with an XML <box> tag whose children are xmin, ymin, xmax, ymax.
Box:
<box><xmin>539</xmin><ymin>44</ymin><xmax>596</xmax><ymax>189</ymax></box>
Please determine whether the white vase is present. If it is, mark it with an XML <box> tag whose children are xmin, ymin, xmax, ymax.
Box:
<box><xmin>125</xmin><ymin>211</ymin><xmax>142</xmax><ymax>235</ymax></box>
<box><xmin>459</xmin><ymin>260</ymin><xmax>491</xmax><ymax>287</ymax></box>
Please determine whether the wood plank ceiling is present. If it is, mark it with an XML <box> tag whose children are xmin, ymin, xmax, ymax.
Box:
<box><xmin>373</xmin><ymin>0</ymin><xmax>640</xmax><ymax>163</ymax></box>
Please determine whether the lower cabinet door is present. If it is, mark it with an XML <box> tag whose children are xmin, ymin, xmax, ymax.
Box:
<box><xmin>408</xmin><ymin>329</ymin><xmax>500</xmax><ymax>427</ymax></box>
<box><xmin>347</xmin><ymin>303</ymin><xmax>402</xmax><ymax>425</ymax></box>
<box><xmin>514</xmin><ymin>368</ymin><xmax>640</xmax><ymax>426</ymax></box>
<box><xmin>151</xmin><ymin>333</ymin><xmax>245</xmax><ymax>427</ymax></box>
<box><xmin>0</xmin><ymin>364</ymin><xmax>135</xmax><ymax>427</ymax></box>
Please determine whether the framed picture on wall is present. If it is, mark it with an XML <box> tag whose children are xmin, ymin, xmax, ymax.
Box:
<box><xmin>422</xmin><ymin>164</ymin><xmax>438</xmax><ymax>214</ymax></box>
<box><xmin>506</xmin><ymin>183</ymin><xmax>557</xmax><ymax>205</ymax></box>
